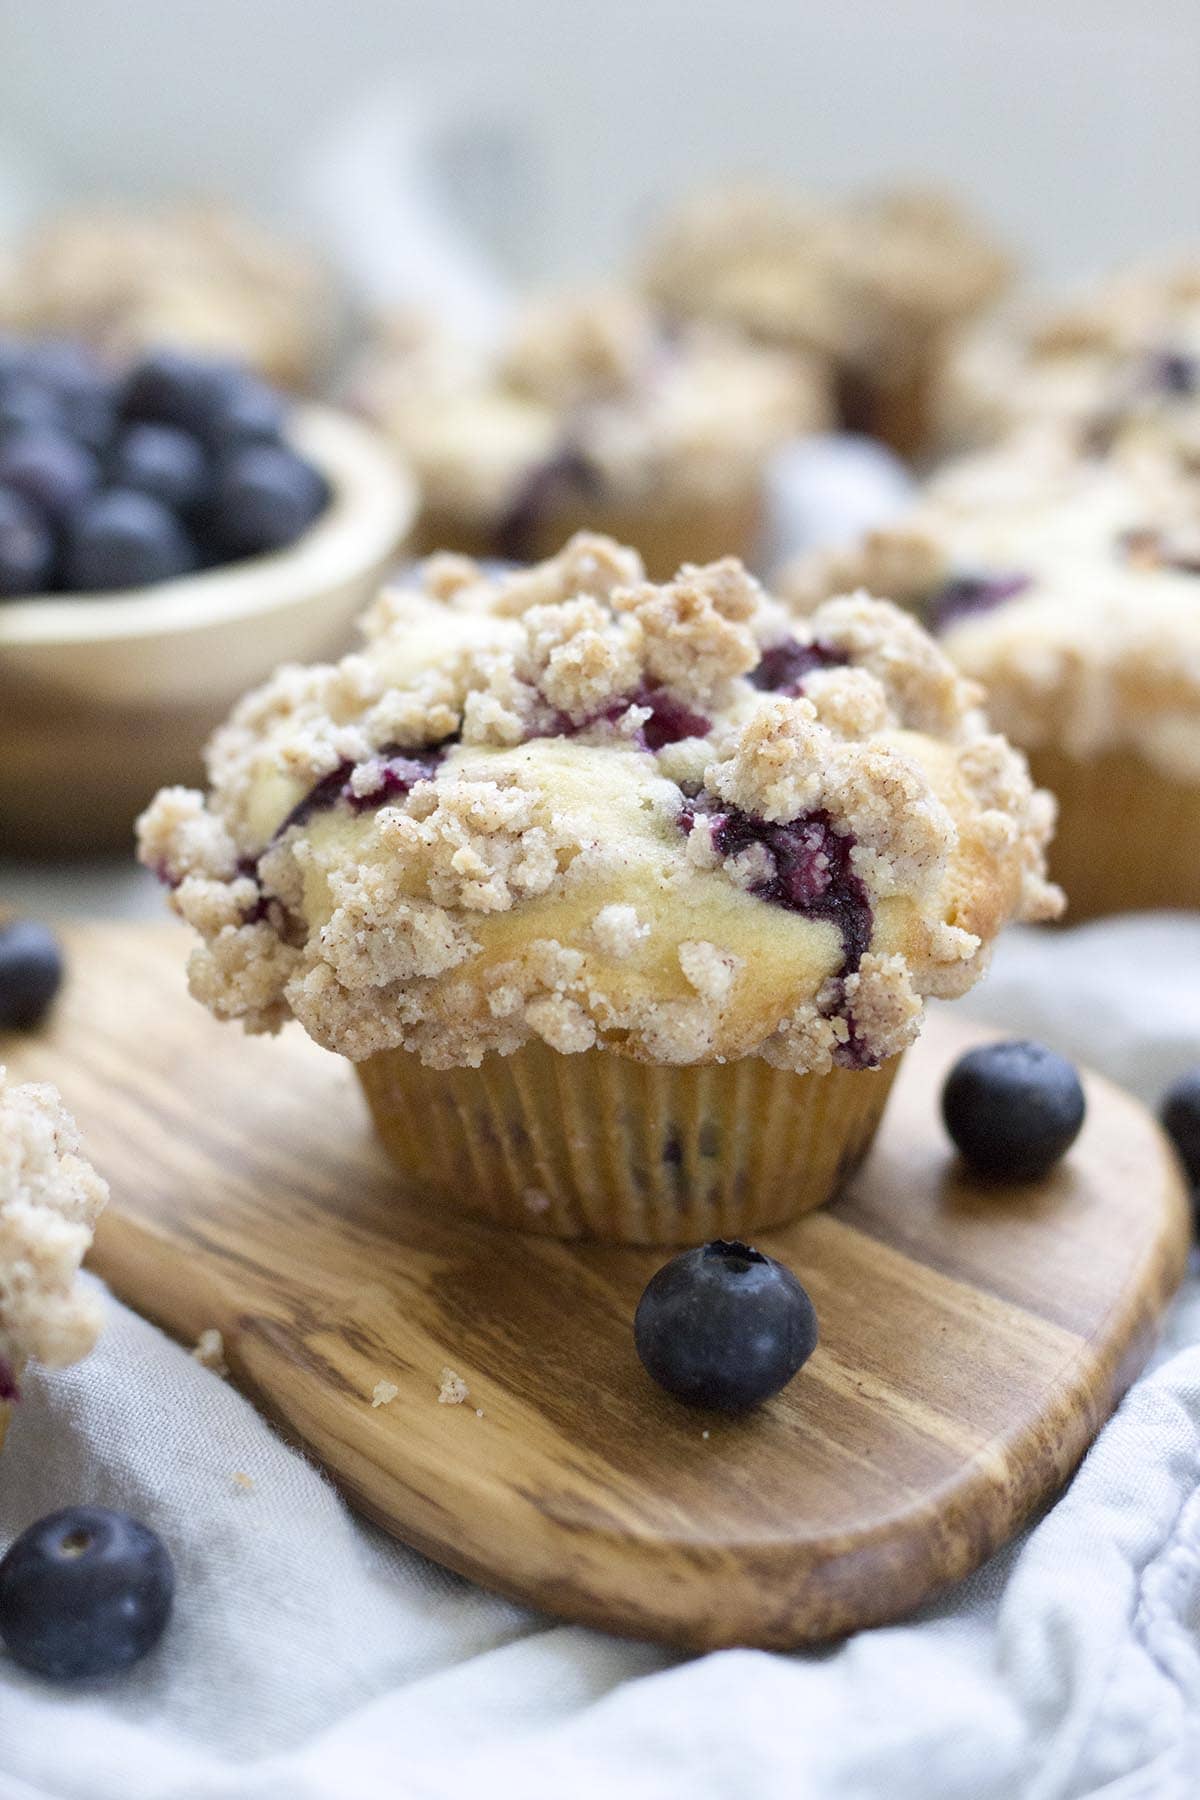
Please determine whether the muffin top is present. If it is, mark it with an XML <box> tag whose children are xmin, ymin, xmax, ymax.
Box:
<box><xmin>0</xmin><ymin>202</ymin><xmax>332</xmax><ymax>389</ymax></box>
<box><xmin>351</xmin><ymin>290</ymin><xmax>826</xmax><ymax>537</ymax></box>
<box><xmin>139</xmin><ymin>534</ymin><xmax>1059</xmax><ymax>1075</ymax></box>
<box><xmin>0</xmin><ymin>1068</ymin><xmax>108</xmax><ymax>1392</ymax></box>
<box><xmin>781</xmin><ymin>433</ymin><xmax>1200</xmax><ymax>779</ymax></box>
<box><xmin>942</xmin><ymin>257</ymin><xmax>1200</xmax><ymax>467</ymax></box>
<box><xmin>642</xmin><ymin>184</ymin><xmax>1011</xmax><ymax>375</ymax></box>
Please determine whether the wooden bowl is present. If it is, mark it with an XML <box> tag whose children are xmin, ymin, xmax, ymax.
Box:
<box><xmin>0</xmin><ymin>405</ymin><xmax>416</xmax><ymax>856</ymax></box>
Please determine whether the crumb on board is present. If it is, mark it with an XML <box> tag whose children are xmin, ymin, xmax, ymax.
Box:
<box><xmin>371</xmin><ymin>1380</ymin><xmax>399</xmax><ymax>1408</ymax></box>
<box><xmin>438</xmin><ymin>1367</ymin><xmax>469</xmax><ymax>1406</ymax></box>
<box><xmin>523</xmin><ymin>1188</ymin><xmax>551</xmax><ymax>1216</ymax></box>
<box><xmin>702</xmin><ymin>1430</ymin><xmax>710</xmax><ymax>1440</ymax></box>
<box><xmin>232</xmin><ymin>1471</ymin><xmax>254</xmax><ymax>1493</ymax></box>
<box><xmin>475</xmin><ymin>1408</ymin><xmax>484</xmax><ymax>1419</ymax></box>
<box><xmin>193</xmin><ymin>1328</ymin><xmax>228</xmax><ymax>1375</ymax></box>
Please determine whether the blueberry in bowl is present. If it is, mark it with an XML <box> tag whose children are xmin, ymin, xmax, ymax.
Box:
<box><xmin>0</xmin><ymin>338</ymin><xmax>416</xmax><ymax>854</ymax></box>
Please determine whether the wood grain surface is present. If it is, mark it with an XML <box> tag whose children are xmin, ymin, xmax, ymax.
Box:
<box><xmin>3</xmin><ymin>922</ymin><xmax>1190</xmax><ymax>1650</ymax></box>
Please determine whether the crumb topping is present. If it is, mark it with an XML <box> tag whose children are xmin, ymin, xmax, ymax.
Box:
<box><xmin>0</xmin><ymin>1069</ymin><xmax>108</xmax><ymax>1390</ymax></box>
<box><xmin>642</xmin><ymin>184</ymin><xmax>1010</xmax><ymax>380</ymax></box>
<box><xmin>351</xmin><ymin>290</ymin><xmax>827</xmax><ymax>531</ymax></box>
<box><xmin>942</xmin><ymin>256</ymin><xmax>1200</xmax><ymax>469</ymax></box>
<box><xmin>437</xmin><ymin>1368</ymin><xmax>469</xmax><ymax>1406</ymax></box>
<box><xmin>139</xmin><ymin>537</ymin><xmax>1059</xmax><ymax>1074</ymax></box>
<box><xmin>780</xmin><ymin>435</ymin><xmax>1200</xmax><ymax>779</ymax></box>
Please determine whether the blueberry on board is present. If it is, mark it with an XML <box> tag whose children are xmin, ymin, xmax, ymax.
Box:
<box><xmin>0</xmin><ymin>378</ymin><xmax>67</xmax><ymax>442</ymax></box>
<box><xmin>63</xmin><ymin>489</ymin><xmax>197</xmax><ymax>592</ymax></box>
<box><xmin>209</xmin><ymin>443</ymin><xmax>328</xmax><ymax>557</ymax></box>
<box><xmin>1161</xmin><ymin>1068</ymin><xmax>1200</xmax><ymax>1191</ymax></box>
<box><xmin>942</xmin><ymin>1039</ymin><xmax>1086</xmax><ymax>1181</ymax></box>
<box><xmin>0</xmin><ymin>488</ymin><xmax>55</xmax><ymax>596</ymax></box>
<box><xmin>634</xmin><ymin>1239</ymin><xmax>819</xmax><ymax>1412</ymax></box>
<box><xmin>0</xmin><ymin>919</ymin><xmax>63</xmax><ymax>1029</ymax></box>
<box><xmin>0</xmin><ymin>1507</ymin><xmax>174</xmax><ymax>1680</ymax></box>
<box><xmin>110</xmin><ymin>423</ymin><xmax>210</xmax><ymax>514</ymax></box>
<box><xmin>0</xmin><ymin>430</ymin><xmax>99</xmax><ymax>522</ymax></box>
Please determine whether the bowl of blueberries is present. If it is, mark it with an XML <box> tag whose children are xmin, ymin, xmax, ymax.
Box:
<box><xmin>0</xmin><ymin>339</ymin><xmax>416</xmax><ymax>853</ymax></box>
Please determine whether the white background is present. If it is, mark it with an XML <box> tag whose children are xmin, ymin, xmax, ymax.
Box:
<box><xmin>1</xmin><ymin>0</ymin><xmax>1198</xmax><ymax>293</ymax></box>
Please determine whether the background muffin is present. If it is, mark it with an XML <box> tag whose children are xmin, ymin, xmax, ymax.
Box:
<box><xmin>139</xmin><ymin>534</ymin><xmax>1059</xmax><ymax>1241</ymax></box>
<box><xmin>641</xmin><ymin>183</ymin><xmax>1012</xmax><ymax>457</ymax></box>
<box><xmin>780</xmin><ymin>432</ymin><xmax>1200</xmax><ymax>918</ymax></box>
<box><xmin>351</xmin><ymin>290</ymin><xmax>827</xmax><ymax>578</ymax></box>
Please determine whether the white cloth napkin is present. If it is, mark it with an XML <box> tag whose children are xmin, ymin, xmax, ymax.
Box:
<box><xmin>2</xmin><ymin>916</ymin><xmax>1199</xmax><ymax>1800</ymax></box>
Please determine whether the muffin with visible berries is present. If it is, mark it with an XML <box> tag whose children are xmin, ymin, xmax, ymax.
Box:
<box><xmin>0</xmin><ymin>1068</ymin><xmax>108</xmax><ymax>1447</ymax></box>
<box><xmin>0</xmin><ymin>202</ymin><xmax>332</xmax><ymax>390</ymax></box>
<box><xmin>138</xmin><ymin>534</ymin><xmax>1060</xmax><ymax>1243</ymax></box>
<box><xmin>351</xmin><ymin>290</ymin><xmax>827</xmax><ymax>578</ymax></box>
<box><xmin>781</xmin><ymin>432</ymin><xmax>1200</xmax><ymax>918</ymax></box>
<box><xmin>641</xmin><ymin>184</ymin><xmax>1012</xmax><ymax>457</ymax></box>
<box><xmin>941</xmin><ymin>256</ymin><xmax>1200</xmax><ymax>467</ymax></box>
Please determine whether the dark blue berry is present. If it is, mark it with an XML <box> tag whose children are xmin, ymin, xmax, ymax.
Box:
<box><xmin>0</xmin><ymin>919</ymin><xmax>63</xmax><ymax>1028</ymax></box>
<box><xmin>634</xmin><ymin>1239</ymin><xmax>818</xmax><ymax>1412</ymax></box>
<box><xmin>203</xmin><ymin>369</ymin><xmax>287</xmax><ymax>449</ymax></box>
<box><xmin>0</xmin><ymin>489</ymin><xmax>55</xmax><ymax>596</ymax></box>
<box><xmin>0</xmin><ymin>1507</ymin><xmax>173</xmax><ymax>1680</ymax></box>
<box><xmin>120</xmin><ymin>347</ymin><xmax>237</xmax><ymax>435</ymax></box>
<box><xmin>0</xmin><ymin>379</ymin><xmax>66</xmax><ymax>442</ymax></box>
<box><xmin>110</xmin><ymin>423</ymin><xmax>210</xmax><ymax>514</ymax></box>
<box><xmin>21</xmin><ymin>338</ymin><xmax>105</xmax><ymax>400</ymax></box>
<box><xmin>63</xmin><ymin>489</ymin><xmax>197</xmax><ymax>592</ymax></box>
<box><xmin>1161</xmin><ymin>1068</ymin><xmax>1200</xmax><ymax>1192</ymax></box>
<box><xmin>0</xmin><ymin>430</ymin><xmax>98</xmax><ymax>523</ymax></box>
<box><xmin>210</xmin><ymin>443</ymin><xmax>328</xmax><ymax>557</ymax></box>
<box><xmin>942</xmin><ymin>1039</ymin><xmax>1085</xmax><ymax>1181</ymax></box>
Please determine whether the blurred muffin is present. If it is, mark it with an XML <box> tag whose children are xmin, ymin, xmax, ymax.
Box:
<box><xmin>138</xmin><ymin>534</ymin><xmax>1059</xmax><ymax>1243</ymax></box>
<box><xmin>0</xmin><ymin>1068</ymin><xmax>108</xmax><ymax>1447</ymax></box>
<box><xmin>351</xmin><ymin>289</ymin><xmax>828</xmax><ymax>577</ymax></box>
<box><xmin>0</xmin><ymin>202</ymin><xmax>333</xmax><ymax>390</ymax></box>
<box><xmin>781</xmin><ymin>432</ymin><xmax>1200</xmax><ymax>918</ymax></box>
<box><xmin>941</xmin><ymin>256</ymin><xmax>1200</xmax><ymax>469</ymax></box>
<box><xmin>641</xmin><ymin>184</ymin><xmax>1012</xmax><ymax>457</ymax></box>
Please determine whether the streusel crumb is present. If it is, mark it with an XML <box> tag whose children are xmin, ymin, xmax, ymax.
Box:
<box><xmin>138</xmin><ymin>535</ymin><xmax>1060</xmax><ymax>1076</ymax></box>
<box><xmin>437</xmin><ymin>1368</ymin><xmax>469</xmax><ymax>1406</ymax></box>
<box><xmin>0</xmin><ymin>1068</ymin><xmax>108</xmax><ymax>1388</ymax></box>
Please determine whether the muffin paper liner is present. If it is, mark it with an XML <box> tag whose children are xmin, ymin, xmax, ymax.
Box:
<box><xmin>1031</xmin><ymin>745</ymin><xmax>1200</xmax><ymax>921</ymax></box>
<box><xmin>355</xmin><ymin>1041</ymin><xmax>900</xmax><ymax>1244</ymax></box>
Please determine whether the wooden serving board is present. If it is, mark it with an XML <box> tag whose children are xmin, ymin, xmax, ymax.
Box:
<box><xmin>4</xmin><ymin>923</ymin><xmax>1190</xmax><ymax>1650</ymax></box>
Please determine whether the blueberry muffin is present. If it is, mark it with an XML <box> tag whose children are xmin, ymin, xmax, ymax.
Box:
<box><xmin>138</xmin><ymin>534</ymin><xmax>1059</xmax><ymax>1242</ymax></box>
<box><xmin>781</xmin><ymin>433</ymin><xmax>1200</xmax><ymax>918</ymax></box>
<box><xmin>941</xmin><ymin>256</ymin><xmax>1200</xmax><ymax>468</ymax></box>
<box><xmin>0</xmin><ymin>1068</ymin><xmax>108</xmax><ymax>1446</ymax></box>
<box><xmin>641</xmin><ymin>184</ymin><xmax>1012</xmax><ymax>457</ymax></box>
<box><xmin>0</xmin><ymin>203</ymin><xmax>332</xmax><ymax>390</ymax></box>
<box><xmin>351</xmin><ymin>290</ymin><xmax>827</xmax><ymax>578</ymax></box>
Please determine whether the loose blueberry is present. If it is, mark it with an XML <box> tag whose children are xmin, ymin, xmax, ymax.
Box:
<box><xmin>0</xmin><ymin>1507</ymin><xmax>173</xmax><ymax>1680</ymax></box>
<box><xmin>210</xmin><ymin>443</ymin><xmax>328</xmax><ymax>557</ymax></box>
<box><xmin>0</xmin><ymin>489</ymin><xmax>55</xmax><ymax>596</ymax></box>
<box><xmin>634</xmin><ymin>1238</ymin><xmax>818</xmax><ymax>1412</ymax></box>
<box><xmin>110</xmin><ymin>423</ymin><xmax>210</xmax><ymax>515</ymax></box>
<box><xmin>203</xmin><ymin>369</ymin><xmax>287</xmax><ymax>449</ymax></box>
<box><xmin>0</xmin><ymin>919</ymin><xmax>64</xmax><ymax>1028</ymax></box>
<box><xmin>942</xmin><ymin>1039</ymin><xmax>1085</xmax><ymax>1181</ymax></box>
<box><xmin>63</xmin><ymin>489</ymin><xmax>197</xmax><ymax>592</ymax></box>
<box><xmin>1161</xmin><ymin>1068</ymin><xmax>1200</xmax><ymax>1192</ymax></box>
<box><xmin>21</xmin><ymin>338</ymin><xmax>105</xmax><ymax>400</ymax></box>
<box><xmin>0</xmin><ymin>430</ymin><xmax>98</xmax><ymax>522</ymax></box>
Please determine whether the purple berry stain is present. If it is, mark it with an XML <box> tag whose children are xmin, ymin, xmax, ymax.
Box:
<box><xmin>750</xmin><ymin>638</ymin><xmax>847</xmax><ymax>696</ymax></box>
<box><xmin>926</xmin><ymin>572</ymin><xmax>1030</xmax><ymax>634</ymax></box>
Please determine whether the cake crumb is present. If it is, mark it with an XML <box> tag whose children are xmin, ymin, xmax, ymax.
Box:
<box><xmin>193</xmin><ymin>1328</ymin><xmax>227</xmax><ymax>1376</ymax></box>
<box><xmin>702</xmin><ymin>1429</ymin><xmax>711</xmax><ymax>1440</ymax></box>
<box><xmin>371</xmin><ymin>1380</ymin><xmax>399</xmax><ymax>1408</ymax></box>
<box><xmin>232</xmin><ymin>1471</ymin><xmax>254</xmax><ymax>1493</ymax></box>
<box><xmin>475</xmin><ymin>1407</ymin><xmax>485</xmax><ymax>1418</ymax></box>
<box><xmin>523</xmin><ymin>1188</ymin><xmax>551</xmax><ymax>1215</ymax></box>
<box><xmin>438</xmin><ymin>1367</ymin><xmax>469</xmax><ymax>1405</ymax></box>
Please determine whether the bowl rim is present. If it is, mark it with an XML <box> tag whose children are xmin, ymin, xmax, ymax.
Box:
<box><xmin>0</xmin><ymin>403</ymin><xmax>416</xmax><ymax>647</ymax></box>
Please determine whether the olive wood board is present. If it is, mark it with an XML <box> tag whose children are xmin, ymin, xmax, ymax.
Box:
<box><xmin>3</xmin><ymin>922</ymin><xmax>1190</xmax><ymax>1651</ymax></box>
